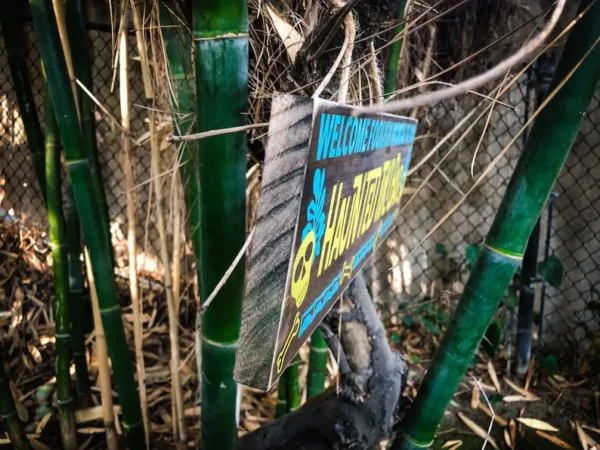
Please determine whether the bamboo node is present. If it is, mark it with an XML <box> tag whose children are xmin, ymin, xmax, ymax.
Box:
<box><xmin>484</xmin><ymin>244</ymin><xmax>523</xmax><ymax>260</ymax></box>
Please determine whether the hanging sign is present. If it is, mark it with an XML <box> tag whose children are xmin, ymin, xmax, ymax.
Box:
<box><xmin>235</xmin><ymin>94</ymin><xmax>418</xmax><ymax>391</ymax></box>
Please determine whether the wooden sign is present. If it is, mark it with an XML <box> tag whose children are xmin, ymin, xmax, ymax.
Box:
<box><xmin>235</xmin><ymin>94</ymin><xmax>418</xmax><ymax>391</ymax></box>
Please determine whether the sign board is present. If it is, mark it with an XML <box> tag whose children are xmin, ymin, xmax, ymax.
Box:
<box><xmin>235</xmin><ymin>94</ymin><xmax>417</xmax><ymax>391</ymax></box>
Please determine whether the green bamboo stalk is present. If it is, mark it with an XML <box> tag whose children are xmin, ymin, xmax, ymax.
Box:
<box><xmin>0</xmin><ymin>362</ymin><xmax>30</xmax><ymax>450</ymax></box>
<box><xmin>193</xmin><ymin>1</ymin><xmax>248</xmax><ymax>448</ymax></box>
<box><xmin>160</xmin><ymin>2</ymin><xmax>202</xmax><ymax>287</ymax></box>
<box><xmin>307</xmin><ymin>329</ymin><xmax>328</xmax><ymax>398</ymax></box>
<box><xmin>28</xmin><ymin>2</ymin><xmax>145</xmax><ymax>448</ymax></box>
<box><xmin>44</xmin><ymin>84</ymin><xmax>77</xmax><ymax>450</ymax></box>
<box><xmin>64</xmin><ymin>0</ymin><xmax>110</xmax><ymax>229</ymax></box>
<box><xmin>274</xmin><ymin>370</ymin><xmax>288</xmax><ymax>419</ymax></box>
<box><xmin>384</xmin><ymin>1</ymin><xmax>407</xmax><ymax>99</ymax></box>
<box><xmin>65</xmin><ymin>186</ymin><xmax>92</xmax><ymax>406</ymax></box>
<box><xmin>287</xmin><ymin>355</ymin><xmax>301</xmax><ymax>411</ymax></box>
<box><xmin>393</xmin><ymin>2</ymin><xmax>600</xmax><ymax>448</ymax></box>
<box><xmin>1</xmin><ymin>0</ymin><xmax>46</xmax><ymax>200</ymax></box>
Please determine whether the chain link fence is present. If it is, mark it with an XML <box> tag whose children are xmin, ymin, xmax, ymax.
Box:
<box><xmin>1</xmin><ymin>20</ymin><xmax>599</xmax><ymax>353</ymax></box>
<box><xmin>0</xmin><ymin>20</ymin><xmax>173</xmax><ymax>275</ymax></box>
<box><xmin>365</xmin><ymin>76</ymin><xmax>600</xmax><ymax>354</ymax></box>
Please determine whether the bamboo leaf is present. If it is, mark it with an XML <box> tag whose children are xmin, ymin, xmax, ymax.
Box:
<box><xmin>536</xmin><ymin>431</ymin><xmax>576</xmax><ymax>450</ymax></box>
<box><xmin>503</xmin><ymin>395</ymin><xmax>540</xmax><ymax>403</ymax></box>
<box><xmin>504</xmin><ymin>429</ymin><xmax>514</xmax><ymax>449</ymax></box>
<box><xmin>465</xmin><ymin>244</ymin><xmax>480</xmax><ymax>270</ymax></box>
<box><xmin>539</xmin><ymin>255</ymin><xmax>564</xmax><ymax>288</ymax></box>
<box><xmin>487</xmin><ymin>361</ymin><xmax>501</xmax><ymax>393</ymax></box>
<box><xmin>504</xmin><ymin>378</ymin><xmax>540</xmax><ymax>400</ymax></box>
<box><xmin>265</xmin><ymin>5</ymin><xmax>304</xmax><ymax>64</ymax></box>
<box><xmin>517</xmin><ymin>418</ymin><xmax>559</xmax><ymax>432</ymax></box>
<box><xmin>436</xmin><ymin>243</ymin><xmax>448</xmax><ymax>258</ymax></box>
<box><xmin>576</xmin><ymin>422</ymin><xmax>589</xmax><ymax>450</ymax></box>
<box><xmin>457</xmin><ymin>412</ymin><xmax>499</xmax><ymax>450</ymax></box>
<box><xmin>471</xmin><ymin>384</ymin><xmax>481</xmax><ymax>409</ymax></box>
<box><xmin>442</xmin><ymin>440</ymin><xmax>462</xmax><ymax>449</ymax></box>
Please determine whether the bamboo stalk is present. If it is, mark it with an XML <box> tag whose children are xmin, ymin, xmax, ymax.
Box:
<box><xmin>172</xmin><ymin>177</ymin><xmax>182</xmax><ymax>315</ymax></box>
<box><xmin>118</xmin><ymin>16</ymin><xmax>150</xmax><ymax>444</ymax></box>
<box><xmin>287</xmin><ymin>355</ymin><xmax>301</xmax><ymax>411</ymax></box>
<box><xmin>275</xmin><ymin>371</ymin><xmax>288</xmax><ymax>419</ymax></box>
<box><xmin>64</xmin><ymin>0</ymin><xmax>112</xmax><ymax>252</ymax></box>
<box><xmin>0</xmin><ymin>362</ymin><xmax>30</xmax><ymax>450</ymax></box>
<box><xmin>28</xmin><ymin>2</ymin><xmax>145</xmax><ymax>448</ymax></box>
<box><xmin>193</xmin><ymin>1</ymin><xmax>249</xmax><ymax>447</ymax></box>
<box><xmin>65</xmin><ymin>187</ymin><xmax>93</xmax><ymax>407</ymax></box>
<box><xmin>159</xmin><ymin>2</ymin><xmax>201</xmax><ymax>283</ymax></box>
<box><xmin>384</xmin><ymin>0</ymin><xmax>408</xmax><ymax>99</ymax></box>
<box><xmin>85</xmin><ymin>252</ymin><xmax>119</xmax><ymax>450</ymax></box>
<box><xmin>393</xmin><ymin>1</ymin><xmax>600</xmax><ymax>448</ymax></box>
<box><xmin>132</xmin><ymin>1</ymin><xmax>186</xmax><ymax>440</ymax></box>
<box><xmin>151</xmin><ymin>108</ymin><xmax>187</xmax><ymax>441</ymax></box>
<box><xmin>0</xmin><ymin>0</ymin><xmax>46</xmax><ymax>200</ymax></box>
<box><xmin>44</xmin><ymin>83</ymin><xmax>77</xmax><ymax>450</ymax></box>
<box><xmin>307</xmin><ymin>329</ymin><xmax>328</xmax><ymax>398</ymax></box>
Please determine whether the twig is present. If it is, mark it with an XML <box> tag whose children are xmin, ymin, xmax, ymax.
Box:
<box><xmin>471</xmin><ymin>375</ymin><xmax>495</xmax><ymax>450</ymax></box>
<box><xmin>357</xmin><ymin>0</ymin><xmax>567</xmax><ymax>113</ymax></box>
<box><xmin>405</xmin><ymin>36</ymin><xmax>600</xmax><ymax>259</ymax></box>
<box><xmin>166</xmin><ymin>122</ymin><xmax>269</xmax><ymax>143</ymax></box>
<box><xmin>333</xmin><ymin>0</ymin><xmax>356</xmax><ymax>104</ymax></box>
<box><xmin>118</xmin><ymin>15</ymin><xmax>149</xmax><ymax>445</ymax></box>
<box><xmin>199</xmin><ymin>228</ymin><xmax>256</xmax><ymax>314</ymax></box>
<box><xmin>368</xmin><ymin>41</ymin><xmax>383</xmax><ymax>103</ymax></box>
<box><xmin>85</xmin><ymin>251</ymin><xmax>118</xmax><ymax>450</ymax></box>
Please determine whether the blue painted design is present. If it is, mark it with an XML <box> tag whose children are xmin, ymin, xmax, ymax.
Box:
<box><xmin>352</xmin><ymin>233</ymin><xmax>376</xmax><ymax>270</ymax></box>
<box><xmin>299</xmin><ymin>273</ymin><xmax>341</xmax><ymax>336</ymax></box>
<box><xmin>302</xmin><ymin>168</ymin><xmax>327</xmax><ymax>258</ymax></box>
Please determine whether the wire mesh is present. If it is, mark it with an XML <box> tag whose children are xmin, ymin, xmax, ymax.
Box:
<box><xmin>0</xmin><ymin>21</ymin><xmax>170</xmax><ymax>275</ymax></box>
<box><xmin>1</xmin><ymin>20</ymin><xmax>599</xmax><ymax>352</ymax></box>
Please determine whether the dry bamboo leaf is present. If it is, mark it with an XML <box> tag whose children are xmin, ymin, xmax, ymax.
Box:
<box><xmin>442</xmin><ymin>440</ymin><xmax>463</xmax><ymax>450</ymax></box>
<box><xmin>469</xmin><ymin>380</ymin><xmax>496</xmax><ymax>391</ymax></box>
<box><xmin>576</xmin><ymin>422</ymin><xmax>589</xmax><ymax>450</ymax></box>
<box><xmin>525</xmin><ymin>359</ymin><xmax>535</xmax><ymax>391</ymax></box>
<box><xmin>10</xmin><ymin>381</ymin><xmax>28</xmax><ymax>422</ymax></box>
<box><xmin>28</xmin><ymin>344</ymin><xmax>42</xmax><ymax>364</ymax></box>
<box><xmin>35</xmin><ymin>412</ymin><xmax>53</xmax><ymax>437</ymax></box>
<box><xmin>504</xmin><ymin>429</ymin><xmax>514</xmax><ymax>449</ymax></box>
<box><xmin>477</xmin><ymin>403</ymin><xmax>508</xmax><ymax>427</ymax></box>
<box><xmin>471</xmin><ymin>384</ymin><xmax>481</xmax><ymax>409</ymax></box>
<box><xmin>517</xmin><ymin>418</ymin><xmax>559</xmax><ymax>432</ymax></box>
<box><xmin>457</xmin><ymin>412</ymin><xmax>499</xmax><ymax>450</ymax></box>
<box><xmin>505</xmin><ymin>378</ymin><xmax>539</xmax><ymax>400</ymax></box>
<box><xmin>536</xmin><ymin>431</ymin><xmax>576</xmax><ymax>450</ymax></box>
<box><xmin>488</xmin><ymin>361</ymin><xmax>501</xmax><ymax>393</ymax></box>
<box><xmin>584</xmin><ymin>431</ymin><xmax>600</xmax><ymax>448</ymax></box>
<box><xmin>29</xmin><ymin>438</ymin><xmax>51</xmax><ymax>450</ymax></box>
<box><xmin>77</xmin><ymin>428</ymin><xmax>105</xmax><ymax>434</ymax></box>
<box><xmin>75</xmin><ymin>405</ymin><xmax>121</xmax><ymax>423</ymax></box>
<box><xmin>583</xmin><ymin>425</ymin><xmax>600</xmax><ymax>436</ymax></box>
<box><xmin>509</xmin><ymin>420</ymin><xmax>517</xmax><ymax>446</ymax></box>
<box><xmin>265</xmin><ymin>5</ymin><xmax>304</xmax><ymax>64</ymax></box>
<box><xmin>503</xmin><ymin>395</ymin><xmax>540</xmax><ymax>403</ymax></box>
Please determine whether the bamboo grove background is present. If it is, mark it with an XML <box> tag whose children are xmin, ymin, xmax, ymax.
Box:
<box><xmin>0</xmin><ymin>19</ymin><xmax>599</xmax><ymax>355</ymax></box>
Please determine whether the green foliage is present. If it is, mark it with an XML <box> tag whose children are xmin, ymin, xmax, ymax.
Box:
<box><xmin>422</xmin><ymin>318</ymin><xmax>441</xmax><ymax>335</ymax></box>
<box><xmin>482</xmin><ymin>320</ymin><xmax>504</xmax><ymax>357</ymax></box>
<box><xmin>435</xmin><ymin>243</ymin><xmax>448</xmax><ymax>258</ymax></box>
<box><xmin>503</xmin><ymin>290</ymin><xmax>519</xmax><ymax>310</ymax></box>
<box><xmin>402</xmin><ymin>315</ymin><xmax>413</xmax><ymax>327</ymax></box>
<box><xmin>539</xmin><ymin>255</ymin><xmax>564</xmax><ymax>288</ymax></box>
<box><xmin>465</xmin><ymin>244</ymin><xmax>480</xmax><ymax>270</ymax></box>
<box><xmin>538</xmin><ymin>354</ymin><xmax>559</xmax><ymax>375</ymax></box>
